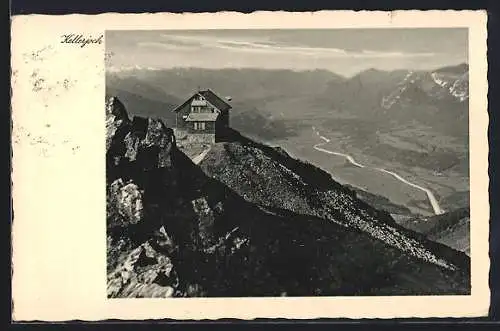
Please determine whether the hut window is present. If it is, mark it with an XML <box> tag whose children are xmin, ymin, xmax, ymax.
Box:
<box><xmin>194</xmin><ymin>122</ymin><xmax>206</xmax><ymax>130</ymax></box>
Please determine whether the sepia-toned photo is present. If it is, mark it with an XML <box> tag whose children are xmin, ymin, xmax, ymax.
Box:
<box><xmin>11</xmin><ymin>11</ymin><xmax>489</xmax><ymax>320</ymax></box>
<box><xmin>105</xmin><ymin>28</ymin><xmax>471</xmax><ymax>298</ymax></box>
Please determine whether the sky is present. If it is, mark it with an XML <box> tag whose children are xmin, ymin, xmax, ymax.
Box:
<box><xmin>106</xmin><ymin>29</ymin><xmax>468</xmax><ymax>77</ymax></box>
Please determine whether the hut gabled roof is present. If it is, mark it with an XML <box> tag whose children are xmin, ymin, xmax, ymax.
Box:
<box><xmin>172</xmin><ymin>89</ymin><xmax>232</xmax><ymax>113</ymax></box>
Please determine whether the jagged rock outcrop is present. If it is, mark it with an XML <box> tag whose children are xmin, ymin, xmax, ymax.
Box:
<box><xmin>106</xmin><ymin>97</ymin><xmax>130</xmax><ymax>152</ymax></box>
<box><xmin>107</xmin><ymin>241</ymin><xmax>178</xmax><ymax>298</ymax></box>
<box><xmin>191</xmin><ymin>197</ymin><xmax>216</xmax><ymax>248</ymax></box>
<box><xmin>105</xmin><ymin>96</ymin><xmax>239</xmax><ymax>297</ymax></box>
<box><xmin>107</xmin><ymin>112</ymin><xmax>175</xmax><ymax>178</ymax></box>
<box><xmin>107</xmin><ymin>179</ymin><xmax>144</xmax><ymax>227</ymax></box>
<box><xmin>106</xmin><ymin>97</ymin><xmax>470</xmax><ymax>298</ymax></box>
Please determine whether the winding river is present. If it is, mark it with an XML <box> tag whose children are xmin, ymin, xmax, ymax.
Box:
<box><xmin>312</xmin><ymin>127</ymin><xmax>444</xmax><ymax>215</ymax></box>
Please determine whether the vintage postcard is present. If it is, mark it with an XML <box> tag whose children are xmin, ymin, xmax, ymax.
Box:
<box><xmin>11</xmin><ymin>10</ymin><xmax>489</xmax><ymax>321</ymax></box>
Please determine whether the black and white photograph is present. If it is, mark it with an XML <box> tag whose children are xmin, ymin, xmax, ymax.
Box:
<box><xmin>104</xmin><ymin>28</ymin><xmax>472</xmax><ymax>298</ymax></box>
<box><xmin>10</xmin><ymin>10</ymin><xmax>491</xmax><ymax>321</ymax></box>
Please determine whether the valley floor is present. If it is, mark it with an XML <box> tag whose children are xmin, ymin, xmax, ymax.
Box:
<box><xmin>272</xmin><ymin>127</ymin><xmax>469</xmax><ymax>218</ymax></box>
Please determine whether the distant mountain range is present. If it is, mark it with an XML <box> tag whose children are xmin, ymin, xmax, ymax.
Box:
<box><xmin>106</xmin><ymin>63</ymin><xmax>468</xmax><ymax>138</ymax></box>
<box><xmin>318</xmin><ymin>64</ymin><xmax>468</xmax><ymax>136</ymax></box>
<box><xmin>382</xmin><ymin>65</ymin><xmax>469</xmax><ymax>109</ymax></box>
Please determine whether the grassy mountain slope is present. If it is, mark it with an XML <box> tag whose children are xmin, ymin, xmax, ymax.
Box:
<box><xmin>198</xmin><ymin>130</ymin><xmax>469</xmax><ymax>270</ymax></box>
<box><xmin>394</xmin><ymin>208</ymin><xmax>470</xmax><ymax>255</ymax></box>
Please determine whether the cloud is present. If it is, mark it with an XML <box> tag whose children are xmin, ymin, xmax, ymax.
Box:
<box><xmin>155</xmin><ymin>34</ymin><xmax>436</xmax><ymax>59</ymax></box>
<box><xmin>137</xmin><ymin>41</ymin><xmax>195</xmax><ymax>51</ymax></box>
<box><xmin>105</xmin><ymin>30</ymin><xmax>461</xmax><ymax>75</ymax></box>
<box><xmin>106</xmin><ymin>64</ymin><xmax>161</xmax><ymax>73</ymax></box>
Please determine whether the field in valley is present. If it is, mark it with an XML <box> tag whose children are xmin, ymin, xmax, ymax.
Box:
<box><xmin>271</xmin><ymin>117</ymin><xmax>469</xmax><ymax>217</ymax></box>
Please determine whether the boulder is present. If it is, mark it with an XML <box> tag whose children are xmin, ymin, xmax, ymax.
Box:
<box><xmin>152</xmin><ymin>225</ymin><xmax>177</xmax><ymax>254</ymax></box>
<box><xmin>108</xmin><ymin>179</ymin><xmax>144</xmax><ymax>227</ymax></box>
<box><xmin>191</xmin><ymin>197</ymin><xmax>216</xmax><ymax>248</ymax></box>
<box><xmin>107</xmin><ymin>241</ymin><xmax>178</xmax><ymax>298</ymax></box>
